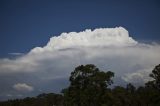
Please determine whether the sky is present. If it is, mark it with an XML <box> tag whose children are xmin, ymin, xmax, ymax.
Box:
<box><xmin>0</xmin><ymin>0</ymin><xmax>160</xmax><ymax>101</ymax></box>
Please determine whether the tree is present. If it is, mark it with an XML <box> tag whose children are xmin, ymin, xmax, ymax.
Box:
<box><xmin>126</xmin><ymin>83</ymin><xmax>136</xmax><ymax>93</ymax></box>
<box><xmin>62</xmin><ymin>64</ymin><xmax>114</xmax><ymax>106</ymax></box>
<box><xmin>147</xmin><ymin>64</ymin><xmax>160</xmax><ymax>90</ymax></box>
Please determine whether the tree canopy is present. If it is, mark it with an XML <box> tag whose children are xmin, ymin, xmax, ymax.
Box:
<box><xmin>149</xmin><ymin>64</ymin><xmax>160</xmax><ymax>90</ymax></box>
<box><xmin>62</xmin><ymin>64</ymin><xmax>114</xmax><ymax>106</ymax></box>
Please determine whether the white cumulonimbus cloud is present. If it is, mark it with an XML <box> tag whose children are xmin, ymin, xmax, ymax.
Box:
<box><xmin>13</xmin><ymin>83</ymin><xmax>34</xmax><ymax>92</ymax></box>
<box><xmin>0</xmin><ymin>27</ymin><xmax>160</xmax><ymax>86</ymax></box>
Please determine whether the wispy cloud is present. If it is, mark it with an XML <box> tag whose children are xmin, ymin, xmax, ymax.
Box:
<box><xmin>8</xmin><ymin>53</ymin><xmax>24</xmax><ymax>56</ymax></box>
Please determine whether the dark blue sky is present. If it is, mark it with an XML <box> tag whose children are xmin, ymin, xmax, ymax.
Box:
<box><xmin>0</xmin><ymin>0</ymin><xmax>160</xmax><ymax>57</ymax></box>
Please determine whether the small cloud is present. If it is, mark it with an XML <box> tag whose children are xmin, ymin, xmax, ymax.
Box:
<box><xmin>13</xmin><ymin>83</ymin><xmax>34</xmax><ymax>92</ymax></box>
<box><xmin>121</xmin><ymin>68</ymin><xmax>153</xmax><ymax>85</ymax></box>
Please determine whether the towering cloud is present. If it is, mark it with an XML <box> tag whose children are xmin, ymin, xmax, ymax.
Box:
<box><xmin>0</xmin><ymin>27</ymin><xmax>160</xmax><ymax>99</ymax></box>
<box><xmin>30</xmin><ymin>27</ymin><xmax>137</xmax><ymax>54</ymax></box>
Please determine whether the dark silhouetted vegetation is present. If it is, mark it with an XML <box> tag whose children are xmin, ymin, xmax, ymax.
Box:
<box><xmin>62</xmin><ymin>64</ymin><xmax>114</xmax><ymax>106</ymax></box>
<box><xmin>0</xmin><ymin>64</ymin><xmax>160</xmax><ymax>106</ymax></box>
<box><xmin>0</xmin><ymin>93</ymin><xmax>63</xmax><ymax>106</ymax></box>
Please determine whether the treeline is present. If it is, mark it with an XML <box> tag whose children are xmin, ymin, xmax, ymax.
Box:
<box><xmin>0</xmin><ymin>64</ymin><xmax>160</xmax><ymax>106</ymax></box>
<box><xmin>0</xmin><ymin>93</ymin><xmax>64</xmax><ymax>106</ymax></box>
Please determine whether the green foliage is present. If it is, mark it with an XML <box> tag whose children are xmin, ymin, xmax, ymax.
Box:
<box><xmin>0</xmin><ymin>93</ymin><xmax>63</xmax><ymax>106</ymax></box>
<box><xmin>62</xmin><ymin>64</ymin><xmax>114</xmax><ymax>106</ymax></box>
<box><xmin>148</xmin><ymin>64</ymin><xmax>160</xmax><ymax>90</ymax></box>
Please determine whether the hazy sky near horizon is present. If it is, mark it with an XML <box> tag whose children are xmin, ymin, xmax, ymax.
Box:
<box><xmin>0</xmin><ymin>0</ymin><xmax>160</xmax><ymax>101</ymax></box>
